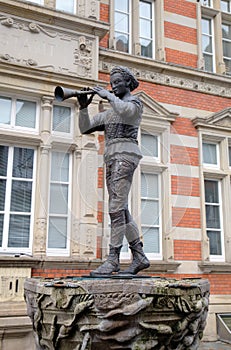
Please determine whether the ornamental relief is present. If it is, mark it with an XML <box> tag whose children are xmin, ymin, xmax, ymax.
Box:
<box><xmin>0</xmin><ymin>14</ymin><xmax>97</xmax><ymax>79</ymax></box>
<box><xmin>100</xmin><ymin>61</ymin><xmax>231</xmax><ymax>98</ymax></box>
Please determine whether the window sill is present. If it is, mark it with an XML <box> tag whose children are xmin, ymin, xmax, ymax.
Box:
<box><xmin>198</xmin><ymin>262</ymin><xmax>231</xmax><ymax>273</ymax></box>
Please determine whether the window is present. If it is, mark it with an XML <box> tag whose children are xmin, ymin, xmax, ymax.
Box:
<box><xmin>139</xmin><ymin>1</ymin><xmax>153</xmax><ymax>58</ymax></box>
<box><xmin>0</xmin><ymin>145</ymin><xmax>36</xmax><ymax>252</ymax></box>
<box><xmin>201</xmin><ymin>136</ymin><xmax>231</xmax><ymax>261</ymax></box>
<box><xmin>221</xmin><ymin>0</ymin><xmax>231</xmax><ymax>12</ymax></box>
<box><xmin>204</xmin><ymin>179</ymin><xmax>224</xmax><ymax>258</ymax></box>
<box><xmin>200</xmin><ymin>0</ymin><xmax>213</xmax><ymax>6</ymax></box>
<box><xmin>0</xmin><ymin>96</ymin><xmax>37</xmax><ymax>130</ymax></box>
<box><xmin>139</xmin><ymin>132</ymin><xmax>162</xmax><ymax>259</ymax></box>
<box><xmin>222</xmin><ymin>23</ymin><xmax>231</xmax><ymax>74</ymax></box>
<box><xmin>113</xmin><ymin>0</ymin><xmax>155</xmax><ymax>58</ymax></box>
<box><xmin>202</xmin><ymin>18</ymin><xmax>215</xmax><ymax>72</ymax></box>
<box><xmin>141</xmin><ymin>172</ymin><xmax>161</xmax><ymax>255</ymax></box>
<box><xmin>141</xmin><ymin>133</ymin><xmax>159</xmax><ymax>158</ymax></box>
<box><xmin>52</xmin><ymin>105</ymin><xmax>72</xmax><ymax>134</ymax></box>
<box><xmin>114</xmin><ymin>0</ymin><xmax>130</xmax><ymax>53</ymax></box>
<box><xmin>200</xmin><ymin>1</ymin><xmax>231</xmax><ymax>74</ymax></box>
<box><xmin>56</xmin><ymin>0</ymin><xmax>76</xmax><ymax>14</ymax></box>
<box><xmin>202</xmin><ymin>142</ymin><xmax>219</xmax><ymax>166</ymax></box>
<box><xmin>47</xmin><ymin>151</ymin><xmax>72</xmax><ymax>255</ymax></box>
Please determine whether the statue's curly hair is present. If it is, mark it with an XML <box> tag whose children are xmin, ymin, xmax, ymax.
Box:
<box><xmin>110</xmin><ymin>66</ymin><xmax>139</xmax><ymax>92</ymax></box>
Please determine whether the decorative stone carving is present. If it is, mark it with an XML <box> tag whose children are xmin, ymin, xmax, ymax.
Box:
<box><xmin>0</xmin><ymin>14</ymin><xmax>97</xmax><ymax>78</ymax></box>
<box><xmin>99</xmin><ymin>60</ymin><xmax>231</xmax><ymax>98</ymax></box>
<box><xmin>24</xmin><ymin>277</ymin><xmax>210</xmax><ymax>349</ymax></box>
<box><xmin>78</xmin><ymin>0</ymin><xmax>100</xmax><ymax>19</ymax></box>
<box><xmin>34</xmin><ymin>218</ymin><xmax>47</xmax><ymax>254</ymax></box>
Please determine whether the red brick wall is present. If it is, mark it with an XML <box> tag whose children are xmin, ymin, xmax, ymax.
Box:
<box><xmin>165</xmin><ymin>48</ymin><xmax>198</xmax><ymax>68</ymax></box>
<box><xmin>174</xmin><ymin>240</ymin><xmax>202</xmax><ymax>260</ymax></box>
<box><xmin>172</xmin><ymin>208</ymin><xmax>201</xmax><ymax>228</ymax></box>
<box><xmin>171</xmin><ymin>145</ymin><xmax>199</xmax><ymax>166</ymax></box>
<box><xmin>171</xmin><ymin>176</ymin><xmax>200</xmax><ymax>197</ymax></box>
<box><xmin>164</xmin><ymin>0</ymin><xmax>197</xmax><ymax>18</ymax></box>
<box><xmin>165</xmin><ymin>22</ymin><xmax>197</xmax><ymax>45</ymax></box>
<box><xmin>171</xmin><ymin>117</ymin><xmax>198</xmax><ymax>137</ymax></box>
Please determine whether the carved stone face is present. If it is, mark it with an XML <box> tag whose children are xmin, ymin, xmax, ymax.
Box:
<box><xmin>110</xmin><ymin>72</ymin><xmax>130</xmax><ymax>98</ymax></box>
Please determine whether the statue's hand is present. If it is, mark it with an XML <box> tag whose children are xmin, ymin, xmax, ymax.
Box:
<box><xmin>92</xmin><ymin>86</ymin><xmax>111</xmax><ymax>100</ymax></box>
<box><xmin>77</xmin><ymin>88</ymin><xmax>94</xmax><ymax>110</ymax></box>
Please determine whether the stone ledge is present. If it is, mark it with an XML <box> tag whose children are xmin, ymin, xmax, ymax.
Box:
<box><xmin>198</xmin><ymin>262</ymin><xmax>231</xmax><ymax>273</ymax></box>
<box><xmin>0</xmin><ymin>257</ymin><xmax>180</xmax><ymax>273</ymax></box>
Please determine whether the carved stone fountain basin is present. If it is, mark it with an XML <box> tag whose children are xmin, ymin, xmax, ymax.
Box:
<box><xmin>24</xmin><ymin>276</ymin><xmax>210</xmax><ymax>350</ymax></box>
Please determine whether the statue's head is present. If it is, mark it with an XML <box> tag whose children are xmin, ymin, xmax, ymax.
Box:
<box><xmin>110</xmin><ymin>66</ymin><xmax>139</xmax><ymax>92</ymax></box>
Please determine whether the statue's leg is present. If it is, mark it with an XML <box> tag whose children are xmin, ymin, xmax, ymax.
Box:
<box><xmin>90</xmin><ymin>160</ymin><xmax>136</xmax><ymax>276</ymax></box>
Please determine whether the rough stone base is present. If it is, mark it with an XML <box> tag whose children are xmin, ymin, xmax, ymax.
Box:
<box><xmin>24</xmin><ymin>276</ymin><xmax>210</xmax><ymax>350</ymax></box>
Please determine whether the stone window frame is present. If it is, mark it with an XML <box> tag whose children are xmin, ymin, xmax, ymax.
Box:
<box><xmin>197</xmin><ymin>0</ymin><xmax>231</xmax><ymax>74</ymax></box>
<box><xmin>193</xmin><ymin>110</ymin><xmax>231</xmax><ymax>266</ymax></box>
<box><xmin>109</xmin><ymin>0</ymin><xmax>165</xmax><ymax>61</ymax></box>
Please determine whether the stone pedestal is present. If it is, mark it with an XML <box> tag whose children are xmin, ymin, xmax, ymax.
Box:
<box><xmin>24</xmin><ymin>276</ymin><xmax>210</xmax><ymax>350</ymax></box>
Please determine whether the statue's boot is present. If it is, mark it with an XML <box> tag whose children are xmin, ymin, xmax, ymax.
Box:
<box><xmin>121</xmin><ymin>238</ymin><xmax>150</xmax><ymax>275</ymax></box>
<box><xmin>90</xmin><ymin>245</ymin><xmax>122</xmax><ymax>277</ymax></box>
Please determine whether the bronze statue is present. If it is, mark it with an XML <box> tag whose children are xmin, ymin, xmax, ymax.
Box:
<box><xmin>76</xmin><ymin>66</ymin><xmax>150</xmax><ymax>276</ymax></box>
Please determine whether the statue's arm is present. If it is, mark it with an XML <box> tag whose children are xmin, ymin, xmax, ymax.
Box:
<box><xmin>108</xmin><ymin>95</ymin><xmax>142</xmax><ymax>122</ymax></box>
<box><xmin>79</xmin><ymin>108</ymin><xmax>105</xmax><ymax>134</ymax></box>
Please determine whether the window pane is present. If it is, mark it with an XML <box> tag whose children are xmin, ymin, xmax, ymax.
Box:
<box><xmin>141</xmin><ymin>173</ymin><xmax>158</xmax><ymax>198</ymax></box>
<box><xmin>0</xmin><ymin>214</ymin><xmax>3</xmax><ymax>246</ymax></box>
<box><xmin>140</xmin><ymin>19</ymin><xmax>152</xmax><ymax>38</ymax></box>
<box><xmin>142</xmin><ymin>227</ymin><xmax>159</xmax><ymax>253</ymax></box>
<box><xmin>56</xmin><ymin>0</ymin><xmax>74</xmax><ymax>13</ymax></box>
<box><xmin>53</xmin><ymin>106</ymin><xmax>71</xmax><ymax>133</ymax></box>
<box><xmin>206</xmin><ymin>205</ymin><xmax>220</xmax><ymax>228</ymax></box>
<box><xmin>51</xmin><ymin>152</ymin><xmax>69</xmax><ymax>182</ymax></box>
<box><xmin>205</xmin><ymin>180</ymin><xmax>219</xmax><ymax>203</ymax></box>
<box><xmin>224</xmin><ymin>58</ymin><xmax>231</xmax><ymax>74</ymax></box>
<box><xmin>115</xmin><ymin>12</ymin><xmax>129</xmax><ymax>32</ymax></box>
<box><xmin>202</xmin><ymin>18</ymin><xmax>212</xmax><ymax>34</ymax></box>
<box><xmin>115</xmin><ymin>33</ymin><xmax>129</xmax><ymax>52</ymax></box>
<box><xmin>202</xmin><ymin>36</ymin><xmax>213</xmax><ymax>53</ymax></box>
<box><xmin>0</xmin><ymin>146</ymin><xmax>8</xmax><ymax>176</ymax></box>
<box><xmin>203</xmin><ymin>143</ymin><xmax>217</xmax><ymax>164</ymax></box>
<box><xmin>140</xmin><ymin>39</ymin><xmax>153</xmax><ymax>58</ymax></box>
<box><xmin>11</xmin><ymin>181</ymin><xmax>32</xmax><ymax>212</ymax></box>
<box><xmin>141</xmin><ymin>134</ymin><xmax>158</xmax><ymax>157</ymax></box>
<box><xmin>223</xmin><ymin>40</ymin><xmax>231</xmax><ymax>57</ymax></box>
<box><xmin>221</xmin><ymin>0</ymin><xmax>231</xmax><ymax>12</ymax></box>
<box><xmin>200</xmin><ymin>0</ymin><xmax>213</xmax><ymax>6</ymax></box>
<box><xmin>222</xmin><ymin>24</ymin><xmax>231</xmax><ymax>40</ymax></box>
<box><xmin>8</xmin><ymin>215</ymin><xmax>30</xmax><ymax>247</ymax></box>
<box><xmin>13</xmin><ymin>148</ymin><xmax>34</xmax><ymax>179</ymax></box>
<box><xmin>0</xmin><ymin>97</ymin><xmax>11</xmax><ymax>125</ymax></box>
<box><xmin>115</xmin><ymin>0</ymin><xmax>129</xmax><ymax>12</ymax></box>
<box><xmin>16</xmin><ymin>100</ymin><xmax>36</xmax><ymax>128</ymax></box>
<box><xmin>140</xmin><ymin>1</ymin><xmax>152</xmax><ymax>18</ymax></box>
<box><xmin>49</xmin><ymin>184</ymin><xmax>68</xmax><ymax>214</ymax></box>
<box><xmin>0</xmin><ymin>180</ymin><xmax>6</xmax><ymax>211</ymax></box>
<box><xmin>141</xmin><ymin>200</ymin><xmax>159</xmax><ymax>225</ymax></box>
<box><xmin>48</xmin><ymin>217</ymin><xmax>67</xmax><ymax>248</ymax></box>
<box><xmin>204</xmin><ymin>54</ymin><xmax>214</xmax><ymax>71</ymax></box>
<box><xmin>207</xmin><ymin>230</ymin><xmax>222</xmax><ymax>255</ymax></box>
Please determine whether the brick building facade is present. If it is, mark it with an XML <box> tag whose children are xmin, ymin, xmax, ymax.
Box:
<box><xmin>0</xmin><ymin>0</ymin><xmax>230</xmax><ymax>348</ymax></box>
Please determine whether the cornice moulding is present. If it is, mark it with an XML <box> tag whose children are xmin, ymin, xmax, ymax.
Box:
<box><xmin>0</xmin><ymin>0</ymin><xmax>109</xmax><ymax>39</ymax></box>
<box><xmin>99</xmin><ymin>50</ymin><xmax>231</xmax><ymax>98</ymax></box>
